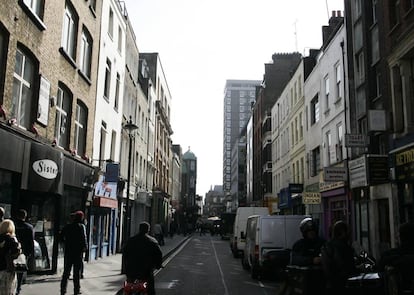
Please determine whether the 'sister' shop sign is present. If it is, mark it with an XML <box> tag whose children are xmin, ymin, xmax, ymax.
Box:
<box><xmin>395</xmin><ymin>147</ymin><xmax>414</xmax><ymax>181</ymax></box>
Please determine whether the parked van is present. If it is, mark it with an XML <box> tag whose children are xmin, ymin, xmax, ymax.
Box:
<box><xmin>241</xmin><ymin>214</ymin><xmax>307</xmax><ymax>279</ymax></box>
<box><xmin>230</xmin><ymin>207</ymin><xmax>269</xmax><ymax>258</ymax></box>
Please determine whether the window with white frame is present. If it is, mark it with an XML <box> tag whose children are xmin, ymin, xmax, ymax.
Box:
<box><xmin>311</xmin><ymin>94</ymin><xmax>320</xmax><ymax>124</ymax></box>
<box><xmin>337</xmin><ymin>123</ymin><xmax>344</xmax><ymax>161</ymax></box>
<box><xmin>11</xmin><ymin>47</ymin><xmax>36</xmax><ymax>129</ymax></box>
<box><xmin>55</xmin><ymin>84</ymin><xmax>72</xmax><ymax>149</ymax></box>
<box><xmin>61</xmin><ymin>2</ymin><xmax>78</xmax><ymax>60</ymax></box>
<box><xmin>0</xmin><ymin>27</ymin><xmax>7</xmax><ymax>96</ymax></box>
<box><xmin>23</xmin><ymin>0</ymin><xmax>44</xmax><ymax>20</ymax></box>
<box><xmin>117</xmin><ymin>25</ymin><xmax>122</xmax><ymax>53</ymax></box>
<box><xmin>110</xmin><ymin>130</ymin><xmax>116</xmax><ymax>161</ymax></box>
<box><xmin>326</xmin><ymin>131</ymin><xmax>332</xmax><ymax>165</ymax></box>
<box><xmin>325</xmin><ymin>76</ymin><xmax>330</xmax><ymax>111</ymax></box>
<box><xmin>336</xmin><ymin>64</ymin><xmax>342</xmax><ymax>100</ymax></box>
<box><xmin>356</xmin><ymin>52</ymin><xmax>365</xmax><ymax>85</ymax></box>
<box><xmin>114</xmin><ymin>72</ymin><xmax>120</xmax><ymax>110</ymax></box>
<box><xmin>310</xmin><ymin>146</ymin><xmax>320</xmax><ymax>176</ymax></box>
<box><xmin>74</xmin><ymin>101</ymin><xmax>87</xmax><ymax>156</ymax></box>
<box><xmin>79</xmin><ymin>27</ymin><xmax>92</xmax><ymax>78</ymax></box>
<box><xmin>108</xmin><ymin>8</ymin><xmax>114</xmax><ymax>38</ymax></box>
<box><xmin>104</xmin><ymin>58</ymin><xmax>111</xmax><ymax>99</ymax></box>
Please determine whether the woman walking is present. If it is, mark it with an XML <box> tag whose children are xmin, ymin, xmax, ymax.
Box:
<box><xmin>0</xmin><ymin>219</ymin><xmax>21</xmax><ymax>295</ymax></box>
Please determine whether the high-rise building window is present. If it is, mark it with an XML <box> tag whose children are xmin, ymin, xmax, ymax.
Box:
<box><xmin>75</xmin><ymin>101</ymin><xmax>88</xmax><ymax>156</ymax></box>
<box><xmin>55</xmin><ymin>84</ymin><xmax>72</xmax><ymax>149</ymax></box>
<box><xmin>12</xmin><ymin>47</ymin><xmax>36</xmax><ymax>129</ymax></box>
<box><xmin>61</xmin><ymin>2</ymin><xmax>78</xmax><ymax>60</ymax></box>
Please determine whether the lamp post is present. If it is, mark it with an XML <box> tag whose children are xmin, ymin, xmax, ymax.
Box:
<box><xmin>122</xmin><ymin>116</ymin><xmax>138</xmax><ymax>243</ymax></box>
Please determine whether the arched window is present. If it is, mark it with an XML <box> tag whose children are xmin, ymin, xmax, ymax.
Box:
<box><xmin>11</xmin><ymin>46</ymin><xmax>37</xmax><ymax>129</ymax></box>
<box><xmin>74</xmin><ymin>101</ymin><xmax>88</xmax><ymax>156</ymax></box>
<box><xmin>55</xmin><ymin>83</ymin><xmax>72</xmax><ymax>149</ymax></box>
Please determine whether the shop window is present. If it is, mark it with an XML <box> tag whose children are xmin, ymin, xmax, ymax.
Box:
<box><xmin>55</xmin><ymin>84</ymin><xmax>72</xmax><ymax>149</ymax></box>
<box><xmin>11</xmin><ymin>46</ymin><xmax>37</xmax><ymax>129</ymax></box>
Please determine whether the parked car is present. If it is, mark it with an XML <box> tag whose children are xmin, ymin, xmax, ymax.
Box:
<box><xmin>230</xmin><ymin>207</ymin><xmax>269</xmax><ymax>258</ymax></box>
<box><xmin>241</xmin><ymin>214</ymin><xmax>307</xmax><ymax>279</ymax></box>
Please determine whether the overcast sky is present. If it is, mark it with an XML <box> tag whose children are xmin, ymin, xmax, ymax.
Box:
<box><xmin>123</xmin><ymin>0</ymin><xmax>345</xmax><ymax>196</ymax></box>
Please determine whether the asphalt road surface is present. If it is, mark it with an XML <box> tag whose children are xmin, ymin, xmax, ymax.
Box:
<box><xmin>154</xmin><ymin>234</ymin><xmax>283</xmax><ymax>295</ymax></box>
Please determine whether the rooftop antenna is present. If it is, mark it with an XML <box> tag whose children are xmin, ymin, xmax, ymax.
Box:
<box><xmin>325</xmin><ymin>0</ymin><xmax>330</xmax><ymax>20</ymax></box>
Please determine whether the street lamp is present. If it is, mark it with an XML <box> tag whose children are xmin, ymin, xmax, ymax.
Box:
<box><xmin>122</xmin><ymin>116</ymin><xmax>138</xmax><ymax>242</ymax></box>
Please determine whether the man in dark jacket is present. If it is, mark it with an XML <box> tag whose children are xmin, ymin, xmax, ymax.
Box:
<box><xmin>291</xmin><ymin>217</ymin><xmax>326</xmax><ymax>266</ymax></box>
<box><xmin>123</xmin><ymin>222</ymin><xmax>162</xmax><ymax>295</ymax></box>
<box><xmin>321</xmin><ymin>221</ymin><xmax>357</xmax><ymax>295</ymax></box>
<box><xmin>60</xmin><ymin>211</ymin><xmax>88</xmax><ymax>295</ymax></box>
<box><xmin>14</xmin><ymin>209</ymin><xmax>34</xmax><ymax>295</ymax></box>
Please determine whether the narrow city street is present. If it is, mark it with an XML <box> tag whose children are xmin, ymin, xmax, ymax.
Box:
<box><xmin>155</xmin><ymin>234</ymin><xmax>282</xmax><ymax>295</ymax></box>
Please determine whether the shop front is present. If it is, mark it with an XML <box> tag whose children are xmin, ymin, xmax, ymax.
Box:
<box><xmin>349</xmin><ymin>154</ymin><xmax>391</xmax><ymax>256</ymax></box>
<box><xmin>391</xmin><ymin>144</ymin><xmax>414</xmax><ymax>223</ymax></box>
<box><xmin>88</xmin><ymin>174</ymin><xmax>118</xmax><ymax>260</ymax></box>
<box><xmin>0</xmin><ymin>127</ymin><xmax>95</xmax><ymax>273</ymax></box>
<box><xmin>278</xmin><ymin>183</ymin><xmax>304</xmax><ymax>215</ymax></box>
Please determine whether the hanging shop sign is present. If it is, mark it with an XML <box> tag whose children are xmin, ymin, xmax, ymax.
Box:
<box><xmin>303</xmin><ymin>192</ymin><xmax>321</xmax><ymax>204</ymax></box>
<box><xmin>393</xmin><ymin>146</ymin><xmax>414</xmax><ymax>182</ymax></box>
<box><xmin>22</xmin><ymin>142</ymin><xmax>63</xmax><ymax>194</ymax></box>
<box><xmin>349</xmin><ymin>154</ymin><xmax>389</xmax><ymax>188</ymax></box>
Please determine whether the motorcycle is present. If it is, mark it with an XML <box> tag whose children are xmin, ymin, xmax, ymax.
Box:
<box><xmin>122</xmin><ymin>279</ymin><xmax>148</xmax><ymax>295</ymax></box>
<box><xmin>345</xmin><ymin>251</ymin><xmax>384</xmax><ymax>295</ymax></box>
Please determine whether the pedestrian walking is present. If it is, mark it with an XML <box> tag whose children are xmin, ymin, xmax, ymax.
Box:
<box><xmin>123</xmin><ymin>222</ymin><xmax>162</xmax><ymax>295</ymax></box>
<box><xmin>321</xmin><ymin>220</ymin><xmax>357</xmax><ymax>295</ymax></box>
<box><xmin>60</xmin><ymin>211</ymin><xmax>87</xmax><ymax>295</ymax></box>
<box><xmin>153</xmin><ymin>223</ymin><xmax>164</xmax><ymax>246</ymax></box>
<box><xmin>14</xmin><ymin>209</ymin><xmax>34</xmax><ymax>295</ymax></box>
<box><xmin>0</xmin><ymin>219</ymin><xmax>21</xmax><ymax>295</ymax></box>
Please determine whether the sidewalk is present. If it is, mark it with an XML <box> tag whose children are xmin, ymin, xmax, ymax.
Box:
<box><xmin>22</xmin><ymin>234</ymin><xmax>190</xmax><ymax>295</ymax></box>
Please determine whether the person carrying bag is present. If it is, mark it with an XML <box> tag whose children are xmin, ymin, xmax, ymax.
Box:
<box><xmin>0</xmin><ymin>219</ymin><xmax>22</xmax><ymax>295</ymax></box>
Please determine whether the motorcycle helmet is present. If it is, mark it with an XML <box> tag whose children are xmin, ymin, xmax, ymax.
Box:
<box><xmin>299</xmin><ymin>217</ymin><xmax>317</xmax><ymax>236</ymax></box>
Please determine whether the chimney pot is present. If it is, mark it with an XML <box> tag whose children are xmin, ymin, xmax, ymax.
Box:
<box><xmin>332</xmin><ymin>10</ymin><xmax>336</xmax><ymax>17</ymax></box>
<box><xmin>337</xmin><ymin>10</ymin><xmax>341</xmax><ymax>17</ymax></box>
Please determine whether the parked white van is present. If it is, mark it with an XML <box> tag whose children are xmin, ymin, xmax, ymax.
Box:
<box><xmin>241</xmin><ymin>214</ymin><xmax>307</xmax><ymax>279</ymax></box>
<box><xmin>230</xmin><ymin>207</ymin><xmax>269</xmax><ymax>258</ymax></box>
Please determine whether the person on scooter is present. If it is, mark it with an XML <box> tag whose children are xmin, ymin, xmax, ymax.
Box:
<box><xmin>291</xmin><ymin>217</ymin><xmax>326</xmax><ymax>266</ymax></box>
<box><xmin>321</xmin><ymin>220</ymin><xmax>357</xmax><ymax>295</ymax></box>
<box><xmin>288</xmin><ymin>217</ymin><xmax>326</xmax><ymax>294</ymax></box>
<box><xmin>123</xmin><ymin>222</ymin><xmax>162</xmax><ymax>295</ymax></box>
